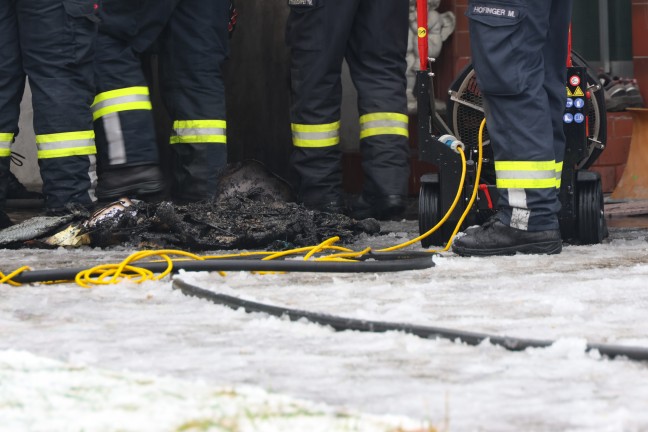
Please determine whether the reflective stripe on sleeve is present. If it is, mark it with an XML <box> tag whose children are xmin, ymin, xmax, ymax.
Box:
<box><xmin>291</xmin><ymin>121</ymin><xmax>340</xmax><ymax>148</ymax></box>
<box><xmin>92</xmin><ymin>87</ymin><xmax>152</xmax><ymax>121</ymax></box>
<box><xmin>36</xmin><ymin>131</ymin><xmax>97</xmax><ymax>159</ymax></box>
<box><xmin>359</xmin><ymin>112</ymin><xmax>409</xmax><ymax>139</ymax></box>
<box><xmin>170</xmin><ymin>120</ymin><xmax>227</xmax><ymax>144</ymax></box>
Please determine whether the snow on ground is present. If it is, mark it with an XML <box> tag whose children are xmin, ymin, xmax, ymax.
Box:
<box><xmin>1</xmin><ymin>220</ymin><xmax>648</xmax><ymax>431</ymax></box>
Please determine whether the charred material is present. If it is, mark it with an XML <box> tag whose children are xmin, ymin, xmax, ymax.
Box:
<box><xmin>87</xmin><ymin>191</ymin><xmax>380</xmax><ymax>250</ymax></box>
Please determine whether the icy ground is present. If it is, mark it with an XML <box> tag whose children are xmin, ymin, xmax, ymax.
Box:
<box><xmin>2</xmin><ymin>219</ymin><xmax>648</xmax><ymax>431</ymax></box>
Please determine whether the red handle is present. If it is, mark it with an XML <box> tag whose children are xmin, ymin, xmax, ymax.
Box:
<box><xmin>417</xmin><ymin>0</ymin><xmax>429</xmax><ymax>71</ymax></box>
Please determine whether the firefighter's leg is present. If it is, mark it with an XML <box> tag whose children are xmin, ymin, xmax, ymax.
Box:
<box><xmin>453</xmin><ymin>0</ymin><xmax>564</xmax><ymax>256</ymax></box>
<box><xmin>0</xmin><ymin>1</ymin><xmax>24</xmax><ymax>225</ymax></box>
<box><xmin>18</xmin><ymin>0</ymin><xmax>98</xmax><ymax>213</ymax></box>
<box><xmin>287</xmin><ymin>0</ymin><xmax>359</xmax><ymax>211</ymax></box>
<box><xmin>467</xmin><ymin>0</ymin><xmax>561</xmax><ymax>231</ymax></box>
<box><xmin>158</xmin><ymin>0</ymin><xmax>231</xmax><ymax>202</ymax></box>
<box><xmin>346</xmin><ymin>0</ymin><xmax>410</xmax><ymax>219</ymax></box>
<box><xmin>92</xmin><ymin>25</ymin><xmax>165</xmax><ymax>201</ymax></box>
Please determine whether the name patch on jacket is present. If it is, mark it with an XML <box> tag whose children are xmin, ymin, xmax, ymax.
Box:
<box><xmin>471</xmin><ymin>4</ymin><xmax>519</xmax><ymax>19</ymax></box>
<box><xmin>288</xmin><ymin>0</ymin><xmax>315</xmax><ymax>6</ymax></box>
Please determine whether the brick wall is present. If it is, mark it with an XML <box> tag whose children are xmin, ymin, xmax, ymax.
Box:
<box><xmin>632</xmin><ymin>0</ymin><xmax>648</xmax><ymax>105</ymax></box>
<box><xmin>590</xmin><ymin>113</ymin><xmax>633</xmax><ymax>193</ymax></box>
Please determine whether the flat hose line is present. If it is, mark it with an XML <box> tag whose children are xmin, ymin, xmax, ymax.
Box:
<box><xmin>173</xmin><ymin>278</ymin><xmax>648</xmax><ymax>362</ymax></box>
<box><xmin>8</xmin><ymin>252</ymin><xmax>435</xmax><ymax>284</ymax></box>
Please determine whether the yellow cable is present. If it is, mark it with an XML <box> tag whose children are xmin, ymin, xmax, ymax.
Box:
<box><xmin>377</xmin><ymin>118</ymin><xmax>486</xmax><ymax>253</ymax></box>
<box><xmin>377</xmin><ymin>148</ymin><xmax>467</xmax><ymax>253</ymax></box>
<box><xmin>0</xmin><ymin>266</ymin><xmax>30</xmax><ymax>286</ymax></box>
<box><xmin>438</xmin><ymin>118</ymin><xmax>485</xmax><ymax>252</ymax></box>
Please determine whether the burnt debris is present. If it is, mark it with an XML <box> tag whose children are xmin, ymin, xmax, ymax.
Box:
<box><xmin>34</xmin><ymin>191</ymin><xmax>381</xmax><ymax>251</ymax></box>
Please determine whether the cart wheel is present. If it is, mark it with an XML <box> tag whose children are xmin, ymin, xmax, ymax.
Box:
<box><xmin>577</xmin><ymin>177</ymin><xmax>605</xmax><ymax>244</ymax></box>
<box><xmin>418</xmin><ymin>181</ymin><xmax>443</xmax><ymax>248</ymax></box>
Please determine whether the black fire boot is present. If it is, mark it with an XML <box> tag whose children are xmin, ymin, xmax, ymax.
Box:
<box><xmin>0</xmin><ymin>210</ymin><xmax>12</xmax><ymax>229</ymax></box>
<box><xmin>5</xmin><ymin>171</ymin><xmax>44</xmax><ymax>209</ymax></box>
<box><xmin>452</xmin><ymin>217</ymin><xmax>562</xmax><ymax>257</ymax></box>
<box><xmin>350</xmin><ymin>194</ymin><xmax>406</xmax><ymax>221</ymax></box>
<box><xmin>0</xmin><ymin>159</ymin><xmax>13</xmax><ymax>228</ymax></box>
<box><xmin>303</xmin><ymin>197</ymin><xmax>347</xmax><ymax>215</ymax></box>
<box><xmin>97</xmin><ymin>165</ymin><xmax>166</xmax><ymax>201</ymax></box>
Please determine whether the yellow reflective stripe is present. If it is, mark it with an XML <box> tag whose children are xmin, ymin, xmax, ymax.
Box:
<box><xmin>36</xmin><ymin>131</ymin><xmax>95</xmax><ymax>144</ymax></box>
<box><xmin>173</xmin><ymin>120</ymin><xmax>227</xmax><ymax>129</ymax></box>
<box><xmin>495</xmin><ymin>160</ymin><xmax>556</xmax><ymax>171</ymax></box>
<box><xmin>359</xmin><ymin>112</ymin><xmax>408</xmax><ymax>124</ymax></box>
<box><xmin>92</xmin><ymin>86</ymin><xmax>150</xmax><ymax>105</ymax></box>
<box><xmin>496</xmin><ymin>178</ymin><xmax>557</xmax><ymax>189</ymax></box>
<box><xmin>93</xmin><ymin>101</ymin><xmax>152</xmax><ymax>121</ymax></box>
<box><xmin>359</xmin><ymin>113</ymin><xmax>408</xmax><ymax>139</ymax></box>
<box><xmin>38</xmin><ymin>146</ymin><xmax>97</xmax><ymax>159</ymax></box>
<box><xmin>291</xmin><ymin>121</ymin><xmax>340</xmax><ymax>148</ymax></box>
<box><xmin>292</xmin><ymin>136</ymin><xmax>340</xmax><ymax>148</ymax></box>
<box><xmin>170</xmin><ymin>135</ymin><xmax>227</xmax><ymax>144</ymax></box>
<box><xmin>495</xmin><ymin>160</ymin><xmax>557</xmax><ymax>189</ymax></box>
<box><xmin>36</xmin><ymin>131</ymin><xmax>96</xmax><ymax>159</ymax></box>
<box><xmin>360</xmin><ymin>127</ymin><xmax>409</xmax><ymax>139</ymax></box>
<box><xmin>171</xmin><ymin>119</ymin><xmax>227</xmax><ymax>144</ymax></box>
<box><xmin>291</xmin><ymin>121</ymin><xmax>340</xmax><ymax>133</ymax></box>
<box><xmin>0</xmin><ymin>132</ymin><xmax>14</xmax><ymax>143</ymax></box>
<box><xmin>92</xmin><ymin>87</ymin><xmax>153</xmax><ymax>120</ymax></box>
<box><xmin>0</xmin><ymin>133</ymin><xmax>12</xmax><ymax>156</ymax></box>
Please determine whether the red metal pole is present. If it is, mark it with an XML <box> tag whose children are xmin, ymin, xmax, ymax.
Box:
<box><xmin>566</xmin><ymin>23</ymin><xmax>573</xmax><ymax>67</ymax></box>
<box><xmin>417</xmin><ymin>0</ymin><xmax>429</xmax><ymax>71</ymax></box>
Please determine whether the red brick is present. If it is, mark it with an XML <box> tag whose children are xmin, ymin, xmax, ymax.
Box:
<box><xmin>595</xmin><ymin>135</ymin><xmax>631</xmax><ymax>166</ymax></box>
<box><xmin>455</xmin><ymin>57</ymin><xmax>471</xmax><ymax>76</ymax></box>
<box><xmin>590</xmin><ymin>166</ymin><xmax>617</xmax><ymax>193</ymax></box>
<box><xmin>455</xmin><ymin>6</ymin><xmax>470</xmax><ymax>33</ymax></box>
<box><xmin>454</xmin><ymin>30</ymin><xmax>471</xmax><ymax>59</ymax></box>
<box><xmin>632</xmin><ymin>2</ymin><xmax>648</xmax><ymax>57</ymax></box>
<box><xmin>632</xmin><ymin>57</ymin><xmax>648</xmax><ymax>106</ymax></box>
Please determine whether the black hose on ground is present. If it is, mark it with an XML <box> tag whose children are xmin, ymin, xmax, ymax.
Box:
<box><xmin>7</xmin><ymin>252</ymin><xmax>435</xmax><ymax>284</ymax></box>
<box><xmin>173</xmin><ymin>278</ymin><xmax>648</xmax><ymax>362</ymax></box>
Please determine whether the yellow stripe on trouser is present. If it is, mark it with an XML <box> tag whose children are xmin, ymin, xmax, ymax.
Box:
<box><xmin>0</xmin><ymin>132</ymin><xmax>13</xmax><ymax>157</ymax></box>
<box><xmin>359</xmin><ymin>112</ymin><xmax>409</xmax><ymax>139</ymax></box>
<box><xmin>495</xmin><ymin>160</ymin><xmax>558</xmax><ymax>189</ymax></box>
<box><xmin>91</xmin><ymin>86</ymin><xmax>153</xmax><ymax>121</ymax></box>
<box><xmin>170</xmin><ymin>120</ymin><xmax>227</xmax><ymax>144</ymax></box>
<box><xmin>291</xmin><ymin>121</ymin><xmax>340</xmax><ymax>148</ymax></box>
<box><xmin>36</xmin><ymin>131</ymin><xmax>97</xmax><ymax>159</ymax></box>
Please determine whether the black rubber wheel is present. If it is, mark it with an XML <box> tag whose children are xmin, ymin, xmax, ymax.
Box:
<box><xmin>418</xmin><ymin>182</ymin><xmax>443</xmax><ymax>248</ymax></box>
<box><xmin>577</xmin><ymin>177</ymin><xmax>605</xmax><ymax>245</ymax></box>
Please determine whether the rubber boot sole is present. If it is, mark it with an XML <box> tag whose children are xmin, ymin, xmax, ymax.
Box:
<box><xmin>452</xmin><ymin>240</ymin><xmax>563</xmax><ymax>257</ymax></box>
